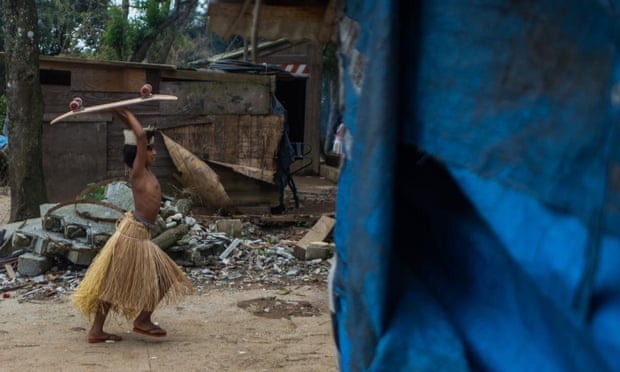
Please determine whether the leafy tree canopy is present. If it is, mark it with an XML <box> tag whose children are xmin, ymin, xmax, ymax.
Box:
<box><xmin>0</xmin><ymin>0</ymin><xmax>221</xmax><ymax>66</ymax></box>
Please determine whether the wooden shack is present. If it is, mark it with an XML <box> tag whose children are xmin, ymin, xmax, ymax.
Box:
<box><xmin>40</xmin><ymin>56</ymin><xmax>283</xmax><ymax>207</ymax></box>
<box><xmin>206</xmin><ymin>0</ymin><xmax>339</xmax><ymax>175</ymax></box>
<box><xmin>207</xmin><ymin>39</ymin><xmax>321</xmax><ymax>173</ymax></box>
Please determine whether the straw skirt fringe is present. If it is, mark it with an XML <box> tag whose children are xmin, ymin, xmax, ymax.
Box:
<box><xmin>72</xmin><ymin>212</ymin><xmax>193</xmax><ymax>321</ymax></box>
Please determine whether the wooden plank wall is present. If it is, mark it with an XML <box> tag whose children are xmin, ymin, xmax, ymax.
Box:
<box><xmin>43</xmin><ymin>116</ymin><xmax>108</xmax><ymax>202</ymax></box>
<box><xmin>154</xmin><ymin>116</ymin><xmax>282</xmax><ymax>170</ymax></box>
<box><xmin>41</xmin><ymin>62</ymin><xmax>282</xmax><ymax>206</ymax></box>
<box><xmin>160</xmin><ymin>80</ymin><xmax>271</xmax><ymax>115</ymax></box>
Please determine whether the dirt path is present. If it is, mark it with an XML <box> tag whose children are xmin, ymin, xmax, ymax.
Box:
<box><xmin>0</xmin><ymin>286</ymin><xmax>337</xmax><ymax>372</ymax></box>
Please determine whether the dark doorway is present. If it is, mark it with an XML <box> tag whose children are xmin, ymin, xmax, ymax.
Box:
<box><xmin>275</xmin><ymin>78</ymin><xmax>306</xmax><ymax>142</ymax></box>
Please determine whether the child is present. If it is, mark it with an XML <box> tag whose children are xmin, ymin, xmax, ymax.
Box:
<box><xmin>72</xmin><ymin>108</ymin><xmax>194</xmax><ymax>343</ymax></box>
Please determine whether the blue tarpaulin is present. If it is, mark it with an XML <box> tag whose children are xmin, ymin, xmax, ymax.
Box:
<box><xmin>332</xmin><ymin>1</ymin><xmax>620</xmax><ymax>370</ymax></box>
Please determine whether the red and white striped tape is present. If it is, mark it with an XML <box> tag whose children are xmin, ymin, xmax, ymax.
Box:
<box><xmin>283</xmin><ymin>64</ymin><xmax>309</xmax><ymax>76</ymax></box>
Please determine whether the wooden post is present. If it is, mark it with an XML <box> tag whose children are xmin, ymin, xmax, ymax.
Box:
<box><xmin>251</xmin><ymin>0</ymin><xmax>262</xmax><ymax>64</ymax></box>
<box><xmin>305</xmin><ymin>41</ymin><xmax>324</xmax><ymax>174</ymax></box>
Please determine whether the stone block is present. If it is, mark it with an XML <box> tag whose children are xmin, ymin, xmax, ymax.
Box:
<box><xmin>215</xmin><ymin>219</ymin><xmax>242</xmax><ymax>238</ymax></box>
<box><xmin>46</xmin><ymin>240</ymin><xmax>71</xmax><ymax>256</ymax></box>
<box><xmin>43</xmin><ymin>215</ymin><xmax>63</xmax><ymax>233</ymax></box>
<box><xmin>33</xmin><ymin>236</ymin><xmax>51</xmax><ymax>256</ymax></box>
<box><xmin>12</xmin><ymin>232</ymin><xmax>34</xmax><ymax>251</ymax></box>
<box><xmin>305</xmin><ymin>242</ymin><xmax>334</xmax><ymax>260</ymax></box>
<box><xmin>67</xmin><ymin>250</ymin><xmax>97</xmax><ymax>266</ymax></box>
<box><xmin>64</xmin><ymin>224</ymin><xmax>87</xmax><ymax>239</ymax></box>
<box><xmin>17</xmin><ymin>253</ymin><xmax>53</xmax><ymax>277</ymax></box>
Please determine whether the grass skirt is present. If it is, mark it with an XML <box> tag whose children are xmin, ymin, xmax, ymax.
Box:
<box><xmin>72</xmin><ymin>212</ymin><xmax>194</xmax><ymax>321</ymax></box>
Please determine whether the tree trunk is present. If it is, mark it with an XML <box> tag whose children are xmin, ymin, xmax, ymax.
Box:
<box><xmin>146</xmin><ymin>27</ymin><xmax>177</xmax><ymax>64</ymax></box>
<box><xmin>1</xmin><ymin>0</ymin><xmax>48</xmax><ymax>222</ymax></box>
<box><xmin>118</xmin><ymin>0</ymin><xmax>129</xmax><ymax>60</ymax></box>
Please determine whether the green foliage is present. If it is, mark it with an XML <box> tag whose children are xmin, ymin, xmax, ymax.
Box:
<box><xmin>81</xmin><ymin>182</ymin><xmax>106</xmax><ymax>201</ymax></box>
<box><xmin>101</xmin><ymin>5</ymin><xmax>129</xmax><ymax>60</ymax></box>
<box><xmin>127</xmin><ymin>0</ymin><xmax>172</xmax><ymax>58</ymax></box>
<box><xmin>100</xmin><ymin>0</ymin><xmax>204</xmax><ymax>63</ymax></box>
<box><xmin>36</xmin><ymin>0</ymin><xmax>110</xmax><ymax>56</ymax></box>
<box><xmin>0</xmin><ymin>0</ymin><xmax>211</xmax><ymax>64</ymax></box>
<box><xmin>143</xmin><ymin>0</ymin><xmax>171</xmax><ymax>27</ymax></box>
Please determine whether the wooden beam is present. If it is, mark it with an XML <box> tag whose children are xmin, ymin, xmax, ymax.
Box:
<box><xmin>305</xmin><ymin>42</ymin><xmax>323</xmax><ymax>174</ymax></box>
<box><xmin>207</xmin><ymin>3</ymin><xmax>329</xmax><ymax>42</ymax></box>
<box><xmin>160</xmin><ymin>68</ymin><xmax>274</xmax><ymax>84</ymax></box>
<box><xmin>38</xmin><ymin>55</ymin><xmax>176</xmax><ymax>71</ymax></box>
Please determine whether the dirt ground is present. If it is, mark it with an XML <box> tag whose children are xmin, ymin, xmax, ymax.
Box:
<box><xmin>0</xmin><ymin>286</ymin><xmax>337</xmax><ymax>372</ymax></box>
<box><xmin>0</xmin><ymin>180</ymin><xmax>340</xmax><ymax>372</ymax></box>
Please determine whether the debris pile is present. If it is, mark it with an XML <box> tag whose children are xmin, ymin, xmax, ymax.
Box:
<box><xmin>0</xmin><ymin>181</ymin><xmax>336</xmax><ymax>302</ymax></box>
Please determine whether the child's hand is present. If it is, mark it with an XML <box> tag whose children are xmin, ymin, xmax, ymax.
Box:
<box><xmin>109</xmin><ymin>108</ymin><xmax>130</xmax><ymax>123</ymax></box>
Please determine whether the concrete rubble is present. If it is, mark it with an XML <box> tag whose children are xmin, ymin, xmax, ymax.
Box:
<box><xmin>0</xmin><ymin>181</ymin><xmax>335</xmax><ymax>302</ymax></box>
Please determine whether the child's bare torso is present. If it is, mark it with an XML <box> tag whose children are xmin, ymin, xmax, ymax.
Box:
<box><xmin>131</xmin><ymin>170</ymin><xmax>161</xmax><ymax>224</ymax></box>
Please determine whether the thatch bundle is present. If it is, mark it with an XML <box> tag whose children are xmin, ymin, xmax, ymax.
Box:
<box><xmin>161</xmin><ymin>133</ymin><xmax>233</xmax><ymax>210</ymax></box>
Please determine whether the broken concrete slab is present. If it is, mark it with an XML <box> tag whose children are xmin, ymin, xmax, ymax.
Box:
<box><xmin>12</xmin><ymin>227</ymin><xmax>96</xmax><ymax>255</ymax></box>
<box><xmin>43</xmin><ymin>202</ymin><xmax>122</xmax><ymax>236</ymax></box>
<box><xmin>103</xmin><ymin>181</ymin><xmax>134</xmax><ymax>211</ymax></box>
<box><xmin>2</xmin><ymin>201</ymin><xmax>121</xmax><ymax>275</ymax></box>
<box><xmin>0</xmin><ymin>218</ymin><xmax>42</xmax><ymax>258</ymax></box>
